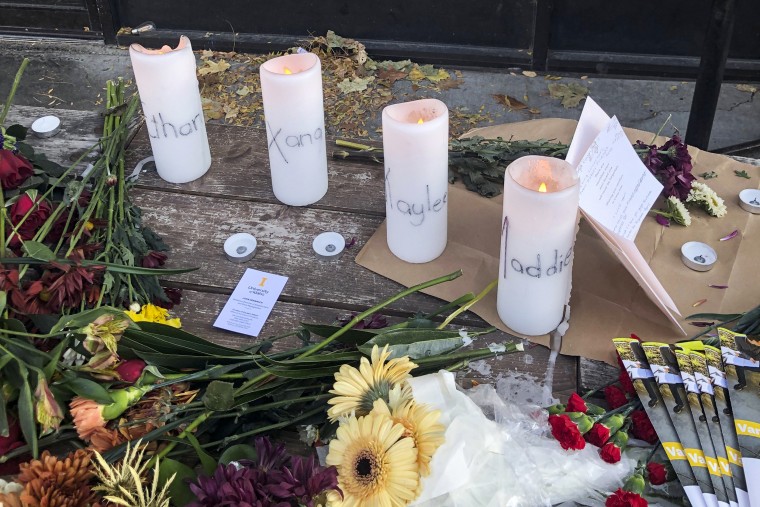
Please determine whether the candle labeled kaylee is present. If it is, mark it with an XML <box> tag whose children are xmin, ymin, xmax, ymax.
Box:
<box><xmin>382</xmin><ymin>98</ymin><xmax>449</xmax><ymax>263</ymax></box>
<box><xmin>260</xmin><ymin>52</ymin><xmax>328</xmax><ymax>206</ymax></box>
<box><xmin>129</xmin><ymin>36</ymin><xmax>211</xmax><ymax>184</ymax></box>
<box><xmin>497</xmin><ymin>156</ymin><xmax>579</xmax><ymax>336</ymax></box>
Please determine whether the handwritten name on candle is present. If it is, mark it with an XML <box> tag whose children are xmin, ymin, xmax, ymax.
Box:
<box><xmin>266</xmin><ymin>122</ymin><xmax>324</xmax><ymax>164</ymax></box>
<box><xmin>146</xmin><ymin>112</ymin><xmax>203</xmax><ymax>140</ymax></box>
<box><xmin>502</xmin><ymin>217</ymin><xmax>573</xmax><ymax>278</ymax></box>
<box><xmin>384</xmin><ymin>167</ymin><xmax>447</xmax><ymax>226</ymax></box>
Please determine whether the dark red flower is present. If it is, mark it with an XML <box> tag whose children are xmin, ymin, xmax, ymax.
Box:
<box><xmin>600</xmin><ymin>442</ymin><xmax>622</xmax><ymax>463</ymax></box>
<box><xmin>116</xmin><ymin>359</ymin><xmax>146</xmax><ymax>383</ymax></box>
<box><xmin>636</xmin><ymin>135</ymin><xmax>695</xmax><ymax>201</ymax></box>
<box><xmin>0</xmin><ymin>414</ymin><xmax>25</xmax><ymax>475</ymax></box>
<box><xmin>141</xmin><ymin>250</ymin><xmax>168</xmax><ymax>268</ymax></box>
<box><xmin>646</xmin><ymin>462</ymin><xmax>668</xmax><ymax>485</ymax></box>
<box><xmin>0</xmin><ymin>149</ymin><xmax>34</xmax><ymax>190</ymax></box>
<box><xmin>566</xmin><ymin>392</ymin><xmax>588</xmax><ymax>413</ymax></box>
<box><xmin>548</xmin><ymin>414</ymin><xmax>586</xmax><ymax>450</ymax></box>
<box><xmin>617</xmin><ymin>353</ymin><xmax>636</xmax><ymax>396</ymax></box>
<box><xmin>43</xmin><ymin>262</ymin><xmax>103</xmax><ymax>312</ymax></box>
<box><xmin>606</xmin><ymin>488</ymin><xmax>648</xmax><ymax>507</ymax></box>
<box><xmin>7</xmin><ymin>192</ymin><xmax>53</xmax><ymax>247</ymax></box>
<box><xmin>630</xmin><ymin>410</ymin><xmax>658</xmax><ymax>444</ymax></box>
<box><xmin>585</xmin><ymin>423</ymin><xmax>612</xmax><ymax>447</ymax></box>
<box><xmin>604</xmin><ymin>385</ymin><xmax>629</xmax><ymax>409</ymax></box>
<box><xmin>154</xmin><ymin>287</ymin><xmax>182</xmax><ymax>310</ymax></box>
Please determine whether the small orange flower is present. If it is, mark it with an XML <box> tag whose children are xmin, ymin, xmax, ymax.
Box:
<box><xmin>88</xmin><ymin>426</ymin><xmax>124</xmax><ymax>452</ymax></box>
<box><xmin>69</xmin><ymin>397</ymin><xmax>106</xmax><ymax>441</ymax></box>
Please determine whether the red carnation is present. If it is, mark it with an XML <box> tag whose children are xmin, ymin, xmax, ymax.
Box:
<box><xmin>606</xmin><ymin>488</ymin><xmax>648</xmax><ymax>507</ymax></box>
<box><xmin>548</xmin><ymin>414</ymin><xmax>586</xmax><ymax>450</ymax></box>
<box><xmin>141</xmin><ymin>250</ymin><xmax>168</xmax><ymax>268</ymax></box>
<box><xmin>566</xmin><ymin>392</ymin><xmax>588</xmax><ymax>413</ymax></box>
<box><xmin>116</xmin><ymin>359</ymin><xmax>146</xmax><ymax>383</ymax></box>
<box><xmin>0</xmin><ymin>414</ymin><xmax>25</xmax><ymax>474</ymax></box>
<box><xmin>604</xmin><ymin>385</ymin><xmax>629</xmax><ymax>409</ymax></box>
<box><xmin>0</xmin><ymin>148</ymin><xmax>34</xmax><ymax>190</ymax></box>
<box><xmin>586</xmin><ymin>423</ymin><xmax>612</xmax><ymax>447</ymax></box>
<box><xmin>7</xmin><ymin>191</ymin><xmax>53</xmax><ymax>247</ymax></box>
<box><xmin>630</xmin><ymin>410</ymin><xmax>658</xmax><ymax>444</ymax></box>
<box><xmin>646</xmin><ymin>462</ymin><xmax>668</xmax><ymax>485</ymax></box>
<box><xmin>600</xmin><ymin>442</ymin><xmax>622</xmax><ymax>463</ymax></box>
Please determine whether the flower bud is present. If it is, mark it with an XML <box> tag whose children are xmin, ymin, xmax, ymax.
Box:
<box><xmin>547</xmin><ymin>403</ymin><xmax>566</xmax><ymax>415</ymax></box>
<box><xmin>116</xmin><ymin>359</ymin><xmax>146</xmax><ymax>384</ymax></box>
<box><xmin>106</xmin><ymin>175</ymin><xmax>118</xmax><ymax>186</ymax></box>
<box><xmin>35</xmin><ymin>378</ymin><xmax>63</xmax><ymax>434</ymax></box>
<box><xmin>623</xmin><ymin>472</ymin><xmax>646</xmax><ymax>495</ymax></box>
<box><xmin>566</xmin><ymin>412</ymin><xmax>594</xmax><ymax>434</ymax></box>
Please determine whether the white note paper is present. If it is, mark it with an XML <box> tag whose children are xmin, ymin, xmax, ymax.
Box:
<box><xmin>576</xmin><ymin>116</ymin><xmax>662</xmax><ymax>242</ymax></box>
<box><xmin>213</xmin><ymin>268</ymin><xmax>288</xmax><ymax>337</ymax></box>
<box><xmin>567</xmin><ymin>98</ymin><xmax>683</xmax><ymax>331</ymax></box>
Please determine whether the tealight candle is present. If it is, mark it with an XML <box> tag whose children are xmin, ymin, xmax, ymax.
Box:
<box><xmin>31</xmin><ymin>115</ymin><xmax>61</xmax><ymax>138</ymax></box>
<box><xmin>681</xmin><ymin>241</ymin><xmax>717</xmax><ymax>272</ymax></box>
<box><xmin>497</xmin><ymin>155</ymin><xmax>579</xmax><ymax>336</ymax></box>
<box><xmin>224</xmin><ymin>233</ymin><xmax>257</xmax><ymax>263</ymax></box>
<box><xmin>312</xmin><ymin>231</ymin><xmax>345</xmax><ymax>260</ymax></box>
<box><xmin>260</xmin><ymin>52</ymin><xmax>328</xmax><ymax>206</ymax></box>
<box><xmin>739</xmin><ymin>189</ymin><xmax>760</xmax><ymax>214</ymax></box>
<box><xmin>129</xmin><ymin>36</ymin><xmax>211</xmax><ymax>184</ymax></box>
<box><xmin>382</xmin><ymin>98</ymin><xmax>449</xmax><ymax>263</ymax></box>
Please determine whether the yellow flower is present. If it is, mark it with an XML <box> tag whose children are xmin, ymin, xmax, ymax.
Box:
<box><xmin>372</xmin><ymin>398</ymin><xmax>445</xmax><ymax>477</ymax></box>
<box><xmin>125</xmin><ymin>304</ymin><xmax>181</xmax><ymax>328</ymax></box>
<box><xmin>34</xmin><ymin>378</ymin><xmax>63</xmax><ymax>435</ymax></box>
<box><xmin>81</xmin><ymin>313</ymin><xmax>130</xmax><ymax>355</ymax></box>
<box><xmin>327</xmin><ymin>345</ymin><xmax>416</xmax><ymax>421</ymax></box>
<box><xmin>326</xmin><ymin>410</ymin><xmax>419</xmax><ymax>507</ymax></box>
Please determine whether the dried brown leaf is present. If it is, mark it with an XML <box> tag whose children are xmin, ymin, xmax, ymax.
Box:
<box><xmin>737</xmin><ymin>84</ymin><xmax>758</xmax><ymax>93</ymax></box>
<box><xmin>376</xmin><ymin>68</ymin><xmax>407</xmax><ymax>84</ymax></box>
<box><xmin>492</xmin><ymin>94</ymin><xmax>528</xmax><ymax>110</ymax></box>
<box><xmin>522</xmin><ymin>71</ymin><xmax>537</xmax><ymax>78</ymax></box>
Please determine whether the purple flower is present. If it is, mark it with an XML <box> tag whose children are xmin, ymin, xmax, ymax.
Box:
<box><xmin>252</xmin><ymin>436</ymin><xmax>289</xmax><ymax>472</ymax></box>
<box><xmin>636</xmin><ymin>134</ymin><xmax>695</xmax><ymax>200</ymax></box>
<box><xmin>336</xmin><ymin>312</ymin><xmax>388</xmax><ymax>330</ymax></box>
<box><xmin>267</xmin><ymin>455</ymin><xmax>341</xmax><ymax>507</ymax></box>
<box><xmin>188</xmin><ymin>463</ymin><xmax>270</xmax><ymax>507</ymax></box>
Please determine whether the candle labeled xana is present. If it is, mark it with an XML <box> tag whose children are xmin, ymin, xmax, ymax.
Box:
<box><xmin>382</xmin><ymin>99</ymin><xmax>449</xmax><ymax>263</ymax></box>
<box><xmin>497</xmin><ymin>155</ymin><xmax>579</xmax><ymax>336</ymax></box>
<box><xmin>260</xmin><ymin>52</ymin><xmax>328</xmax><ymax>206</ymax></box>
<box><xmin>129</xmin><ymin>36</ymin><xmax>211</xmax><ymax>184</ymax></box>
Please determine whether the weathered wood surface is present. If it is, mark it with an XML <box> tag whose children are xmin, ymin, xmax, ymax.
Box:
<box><xmin>7</xmin><ymin>104</ymin><xmax>613</xmax><ymax>396</ymax></box>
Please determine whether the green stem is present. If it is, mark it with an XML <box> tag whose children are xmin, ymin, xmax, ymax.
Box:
<box><xmin>335</xmin><ymin>139</ymin><xmax>379</xmax><ymax>151</ymax></box>
<box><xmin>437</xmin><ymin>279</ymin><xmax>496</xmax><ymax>329</ymax></box>
<box><xmin>0</xmin><ymin>58</ymin><xmax>29</xmax><ymax>125</ymax></box>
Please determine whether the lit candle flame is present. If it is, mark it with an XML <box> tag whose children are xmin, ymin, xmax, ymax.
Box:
<box><xmin>538</xmin><ymin>182</ymin><xmax>547</xmax><ymax>193</ymax></box>
<box><xmin>283</xmin><ymin>67</ymin><xmax>293</xmax><ymax>75</ymax></box>
<box><xmin>417</xmin><ymin>118</ymin><xmax>424</xmax><ymax>124</ymax></box>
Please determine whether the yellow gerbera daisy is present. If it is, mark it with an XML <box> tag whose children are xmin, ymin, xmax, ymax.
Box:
<box><xmin>326</xmin><ymin>410</ymin><xmax>419</xmax><ymax>507</ymax></box>
<box><xmin>327</xmin><ymin>345</ymin><xmax>416</xmax><ymax>421</ymax></box>
<box><xmin>372</xmin><ymin>398</ymin><xmax>444</xmax><ymax>477</ymax></box>
<box><xmin>124</xmin><ymin>304</ymin><xmax>181</xmax><ymax>328</ymax></box>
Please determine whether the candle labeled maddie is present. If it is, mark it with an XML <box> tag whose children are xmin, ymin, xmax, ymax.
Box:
<box><xmin>129</xmin><ymin>36</ymin><xmax>211</xmax><ymax>184</ymax></box>
<box><xmin>497</xmin><ymin>156</ymin><xmax>579</xmax><ymax>336</ymax></box>
<box><xmin>260</xmin><ymin>52</ymin><xmax>328</xmax><ymax>206</ymax></box>
<box><xmin>382</xmin><ymin>99</ymin><xmax>449</xmax><ymax>263</ymax></box>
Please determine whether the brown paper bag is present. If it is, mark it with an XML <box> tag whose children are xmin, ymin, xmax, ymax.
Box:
<box><xmin>356</xmin><ymin>118</ymin><xmax>760</xmax><ymax>364</ymax></box>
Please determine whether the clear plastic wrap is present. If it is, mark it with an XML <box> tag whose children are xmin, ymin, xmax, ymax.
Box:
<box><xmin>408</xmin><ymin>371</ymin><xmax>634</xmax><ymax>507</ymax></box>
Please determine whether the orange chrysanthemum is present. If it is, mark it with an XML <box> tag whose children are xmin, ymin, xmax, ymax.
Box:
<box><xmin>69</xmin><ymin>397</ymin><xmax>106</xmax><ymax>441</ymax></box>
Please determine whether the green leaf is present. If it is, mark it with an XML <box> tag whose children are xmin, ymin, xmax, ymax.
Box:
<box><xmin>186</xmin><ymin>432</ymin><xmax>218</xmax><ymax>475</ymax></box>
<box><xmin>21</xmin><ymin>241</ymin><xmax>56</xmax><ymax>261</ymax></box>
<box><xmin>5</xmin><ymin>124</ymin><xmax>27</xmax><ymax>141</ymax></box>
<box><xmin>43</xmin><ymin>337</ymin><xmax>69</xmax><ymax>378</ymax></box>
<box><xmin>158</xmin><ymin>458</ymin><xmax>197</xmax><ymax>507</ymax></box>
<box><xmin>219</xmin><ymin>444</ymin><xmax>258</xmax><ymax>465</ymax></box>
<box><xmin>359</xmin><ymin>329</ymin><xmax>464</xmax><ymax>359</ymax></box>
<box><xmin>0</xmin><ymin>291</ymin><xmax>6</xmax><ymax>316</ymax></box>
<box><xmin>548</xmin><ymin>82</ymin><xmax>589</xmax><ymax>108</ymax></box>
<box><xmin>0</xmin><ymin>390</ymin><xmax>8</xmax><ymax>438</ymax></box>
<box><xmin>59</xmin><ymin>375</ymin><xmax>113</xmax><ymax>404</ymax></box>
<box><xmin>301</xmin><ymin>323</ymin><xmax>379</xmax><ymax>346</ymax></box>
<box><xmin>16</xmin><ymin>364</ymin><xmax>38</xmax><ymax>458</ymax></box>
<box><xmin>128</xmin><ymin>324</ymin><xmax>245</xmax><ymax>356</ymax></box>
<box><xmin>202</xmin><ymin>381</ymin><xmax>235</xmax><ymax>412</ymax></box>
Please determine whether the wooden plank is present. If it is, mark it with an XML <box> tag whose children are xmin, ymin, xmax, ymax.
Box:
<box><xmin>126</xmin><ymin>123</ymin><xmax>388</xmax><ymax>215</ymax></box>
<box><xmin>6</xmin><ymin>105</ymin><xmax>102</xmax><ymax>167</ymax></box>
<box><xmin>168</xmin><ymin>288</ymin><xmax>578</xmax><ymax>393</ymax></box>
<box><xmin>578</xmin><ymin>356</ymin><xmax>619</xmax><ymax>392</ymax></box>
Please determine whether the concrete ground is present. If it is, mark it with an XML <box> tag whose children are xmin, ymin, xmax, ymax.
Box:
<box><xmin>1</xmin><ymin>35</ymin><xmax>759</xmax><ymax>155</ymax></box>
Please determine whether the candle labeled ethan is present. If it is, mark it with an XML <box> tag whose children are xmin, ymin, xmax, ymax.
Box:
<box><xmin>260</xmin><ymin>52</ymin><xmax>328</xmax><ymax>206</ymax></box>
<box><xmin>497</xmin><ymin>156</ymin><xmax>579</xmax><ymax>336</ymax></box>
<box><xmin>129</xmin><ymin>36</ymin><xmax>211</xmax><ymax>184</ymax></box>
<box><xmin>382</xmin><ymin>98</ymin><xmax>449</xmax><ymax>263</ymax></box>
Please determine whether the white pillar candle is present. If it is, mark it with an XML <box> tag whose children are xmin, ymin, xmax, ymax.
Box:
<box><xmin>497</xmin><ymin>155</ymin><xmax>579</xmax><ymax>336</ymax></box>
<box><xmin>129</xmin><ymin>36</ymin><xmax>211</xmax><ymax>184</ymax></box>
<box><xmin>259</xmin><ymin>52</ymin><xmax>328</xmax><ymax>206</ymax></box>
<box><xmin>382</xmin><ymin>99</ymin><xmax>449</xmax><ymax>263</ymax></box>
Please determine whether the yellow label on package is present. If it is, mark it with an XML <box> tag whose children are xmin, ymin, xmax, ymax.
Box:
<box><xmin>735</xmin><ymin>419</ymin><xmax>760</xmax><ymax>439</ymax></box>
<box><xmin>662</xmin><ymin>441</ymin><xmax>688</xmax><ymax>460</ymax></box>
<box><xmin>718</xmin><ymin>457</ymin><xmax>731</xmax><ymax>476</ymax></box>
<box><xmin>705</xmin><ymin>456</ymin><xmax>722</xmax><ymax>476</ymax></box>
<box><xmin>685</xmin><ymin>448</ymin><xmax>708</xmax><ymax>467</ymax></box>
<box><xmin>726</xmin><ymin>446</ymin><xmax>743</xmax><ymax>466</ymax></box>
